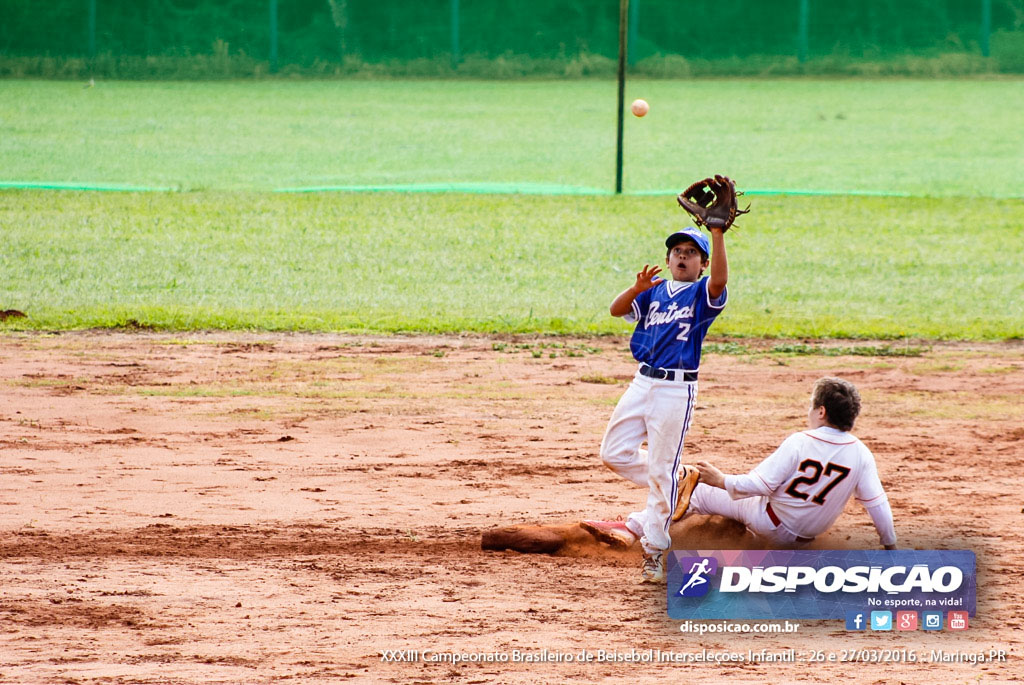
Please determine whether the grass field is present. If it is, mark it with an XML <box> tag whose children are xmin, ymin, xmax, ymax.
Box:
<box><xmin>1</xmin><ymin>79</ymin><xmax>1022</xmax><ymax>340</ymax></box>
<box><xmin>2</xmin><ymin>80</ymin><xmax>1023</xmax><ymax>196</ymax></box>
<box><xmin>2</xmin><ymin>190</ymin><xmax>1021</xmax><ymax>339</ymax></box>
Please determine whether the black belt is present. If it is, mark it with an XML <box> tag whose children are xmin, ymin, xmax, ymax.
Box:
<box><xmin>638</xmin><ymin>363</ymin><xmax>697</xmax><ymax>382</ymax></box>
<box><xmin>766</xmin><ymin>503</ymin><xmax>815</xmax><ymax>544</ymax></box>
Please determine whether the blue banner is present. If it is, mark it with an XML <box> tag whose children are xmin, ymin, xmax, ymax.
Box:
<box><xmin>667</xmin><ymin>550</ymin><xmax>975</xmax><ymax>620</ymax></box>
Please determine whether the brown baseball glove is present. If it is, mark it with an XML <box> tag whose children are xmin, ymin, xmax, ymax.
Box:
<box><xmin>676</xmin><ymin>174</ymin><xmax>750</xmax><ymax>231</ymax></box>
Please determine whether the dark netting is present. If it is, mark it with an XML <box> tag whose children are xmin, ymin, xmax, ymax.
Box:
<box><xmin>0</xmin><ymin>0</ymin><xmax>1021</xmax><ymax>70</ymax></box>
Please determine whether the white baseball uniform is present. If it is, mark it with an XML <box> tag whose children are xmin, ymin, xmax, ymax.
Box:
<box><xmin>689</xmin><ymin>425</ymin><xmax>897</xmax><ymax>547</ymax></box>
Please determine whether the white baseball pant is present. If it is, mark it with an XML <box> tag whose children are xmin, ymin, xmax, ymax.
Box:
<box><xmin>688</xmin><ymin>484</ymin><xmax>811</xmax><ymax>547</ymax></box>
<box><xmin>599</xmin><ymin>372</ymin><xmax>697</xmax><ymax>554</ymax></box>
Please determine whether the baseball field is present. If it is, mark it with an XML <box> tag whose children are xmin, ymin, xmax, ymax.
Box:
<box><xmin>1</xmin><ymin>79</ymin><xmax>1023</xmax><ymax>682</ymax></box>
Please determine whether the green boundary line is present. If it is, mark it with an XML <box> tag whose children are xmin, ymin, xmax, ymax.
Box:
<box><xmin>0</xmin><ymin>181</ymin><xmax>175</xmax><ymax>192</ymax></box>
<box><xmin>2</xmin><ymin>180</ymin><xmax>1021</xmax><ymax>199</ymax></box>
<box><xmin>273</xmin><ymin>182</ymin><xmax>612</xmax><ymax>195</ymax></box>
<box><xmin>271</xmin><ymin>184</ymin><xmax>993</xmax><ymax>198</ymax></box>
<box><xmin>269</xmin><ymin>184</ymin><xmax>1020</xmax><ymax>199</ymax></box>
<box><xmin>272</xmin><ymin>183</ymin><xmax>920</xmax><ymax>197</ymax></box>
<box><xmin>628</xmin><ymin>188</ymin><xmax>916</xmax><ymax>198</ymax></box>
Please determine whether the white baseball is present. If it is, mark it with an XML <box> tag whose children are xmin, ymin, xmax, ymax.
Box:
<box><xmin>631</xmin><ymin>98</ymin><xmax>649</xmax><ymax>117</ymax></box>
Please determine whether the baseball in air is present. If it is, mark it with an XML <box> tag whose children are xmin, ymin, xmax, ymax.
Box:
<box><xmin>631</xmin><ymin>98</ymin><xmax>649</xmax><ymax>117</ymax></box>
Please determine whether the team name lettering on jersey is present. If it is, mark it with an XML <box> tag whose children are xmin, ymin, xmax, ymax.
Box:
<box><xmin>644</xmin><ymin>302</ymin><xmax>695</xmax><ymax>329</ymax></box>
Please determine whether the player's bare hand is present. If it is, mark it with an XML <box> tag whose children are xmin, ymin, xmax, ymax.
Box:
<box><xmin>695</xmin><ymin>460</ymin><xmax>726</xmax><ymax>489</ymax></box>
<box><xmin>633</xmin><ymin>264</ymin><xmax>663</xmax><ymax>292</ymax></box>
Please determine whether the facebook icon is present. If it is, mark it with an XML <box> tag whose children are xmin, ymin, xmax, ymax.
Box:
<box><xmin>845</xmin><ymin>611</ymin><xmax>866</xmax><ymax>631</ymax></box>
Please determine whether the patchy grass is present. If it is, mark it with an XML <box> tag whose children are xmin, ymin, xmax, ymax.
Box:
<box><xmin>578</xmin><ymin>374</ymin><xmax>620</xmax><ymax>385</ymax></box>
<box><xmin>880</xmin><ymin>392</ymin><xmax>1024</xmax><ymax>421</ymax></box>
<box><xmin>768</xmin><ymin>343</ymin><xmax>931</xmax><ymax>357</ymax></box>
<box><xmin>2</xmin><ymin>191</ymin><xmax>1021</xmax><ymax>340</ymax></box>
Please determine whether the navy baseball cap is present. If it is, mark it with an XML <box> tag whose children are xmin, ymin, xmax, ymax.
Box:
<box><xmin>665</xmin><ymin>227</ymin><xmax>710</xmax><ymax>259</ymax></box>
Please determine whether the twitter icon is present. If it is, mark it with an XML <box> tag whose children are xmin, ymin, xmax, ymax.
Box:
<box><xmin>870</xmin><ymin>611</ymin><xmax>893</xmax><ymax>631</ymax></box>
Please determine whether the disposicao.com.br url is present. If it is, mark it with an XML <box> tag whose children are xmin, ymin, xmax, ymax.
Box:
<box><xmin>679</xmin><ymin>620</ymin><xmax>800</xmax><ymax>635</ymax></box>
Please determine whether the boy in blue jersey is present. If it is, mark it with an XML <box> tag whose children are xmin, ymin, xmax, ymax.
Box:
<box><xmin>582</xmin><ymin>226</ymin><xmax>728</xmax><ymax>583</ymax></box>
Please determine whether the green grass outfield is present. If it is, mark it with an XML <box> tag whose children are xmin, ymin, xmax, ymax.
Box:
<box><xmin>2</xmin><ymin>80</ymin><xmax>1023</xmax><ymax>196</ymax></box>
<box><xmin>2</xmin><ymin>190</ymin><xmax>1021</xmax><ymax>340</ymax></box>
<box><xmin>1</xmin><ymin>79</ymin><xmax>1021</xmax><ymax>339</ymax></box>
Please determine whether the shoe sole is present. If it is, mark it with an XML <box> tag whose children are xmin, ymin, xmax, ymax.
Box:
<box><xmin>580</xmin><ymin>521</ymin><xmax>635</xmax><ymax>549</ymax></box>
<box><xmin>671</xmin><ymin>466</ymin><xmax>700</xmax><ymax>522</ymax></box>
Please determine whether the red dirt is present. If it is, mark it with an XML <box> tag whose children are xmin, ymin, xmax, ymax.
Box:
<box><xmin>0</xmin><ymin>332</ymin><xmax>1021</xmax><ymax>683</ymax></box>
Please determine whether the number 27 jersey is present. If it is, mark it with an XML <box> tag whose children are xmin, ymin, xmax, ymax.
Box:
<box><xmin>737</xmin><ymin>426</ymin><xmax>889</xmax><ymax>539</ymax></box>
<box><xmin>624</xmin><ymin>276</ymin><xmax>726</xmax><ymax>370</ymax></box>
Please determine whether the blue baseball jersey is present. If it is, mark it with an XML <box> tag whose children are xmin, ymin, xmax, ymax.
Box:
<box><xmin>624</xmin><ymin>277</ymin><xmax>726</xmax><ymax>370</ymax></box>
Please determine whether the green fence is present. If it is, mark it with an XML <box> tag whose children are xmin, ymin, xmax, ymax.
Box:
<box><xmin>2</xmin><ymin>0</ymin><xmax>1024</xmax><ymax>77</ymax></box>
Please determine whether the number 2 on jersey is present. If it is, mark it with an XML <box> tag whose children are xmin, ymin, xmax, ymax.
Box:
<box><xmin>784</xmin><ymin>459</ymin><xmax>851</xmax><ymax>505</ymax></box>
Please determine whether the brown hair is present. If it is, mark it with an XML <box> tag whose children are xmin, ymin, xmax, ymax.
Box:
<box><xmin>811</xmin><ymin>377</ymin><xmax>861</xmax><ymax>432</ymax></box>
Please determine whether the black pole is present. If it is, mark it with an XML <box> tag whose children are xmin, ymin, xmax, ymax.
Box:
<box><xmin>628</xmin><ymin>0</ymin><xmax>639</xmax><ymax>66</ymax></box>
<box><xmin>797</xmin><ymin>0</ymin><xmax>809</xmax><ymax>63</ymax></box>
<box><xmin>87</xmin><ymin>0</ymin><xmax>97</xmax><ymax>59</ymax></box>
<box><xmin>615</xmin><ymin>0</ymin><xmax>629</xmax><ymax>195</ymax></box>
<box><xmin>269</xmin><ymin>0</ymin><xmax>279</xmax><ymax>73</ymax></box>
<box><xmin>451</xmin><ymin>0</ymin><xmax>460</xmax><ymax>70</ymax></box>
<box><xmin>981</xmin><ymin>0</ymin><xmax>992</xmax><ymax>57</ymax></box>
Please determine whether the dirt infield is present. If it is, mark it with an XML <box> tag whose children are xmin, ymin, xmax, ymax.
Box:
<box><xmin>1</xmin><ymin>332</ymin><xmax>1021</xmax><ymax>683</ymax></box>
